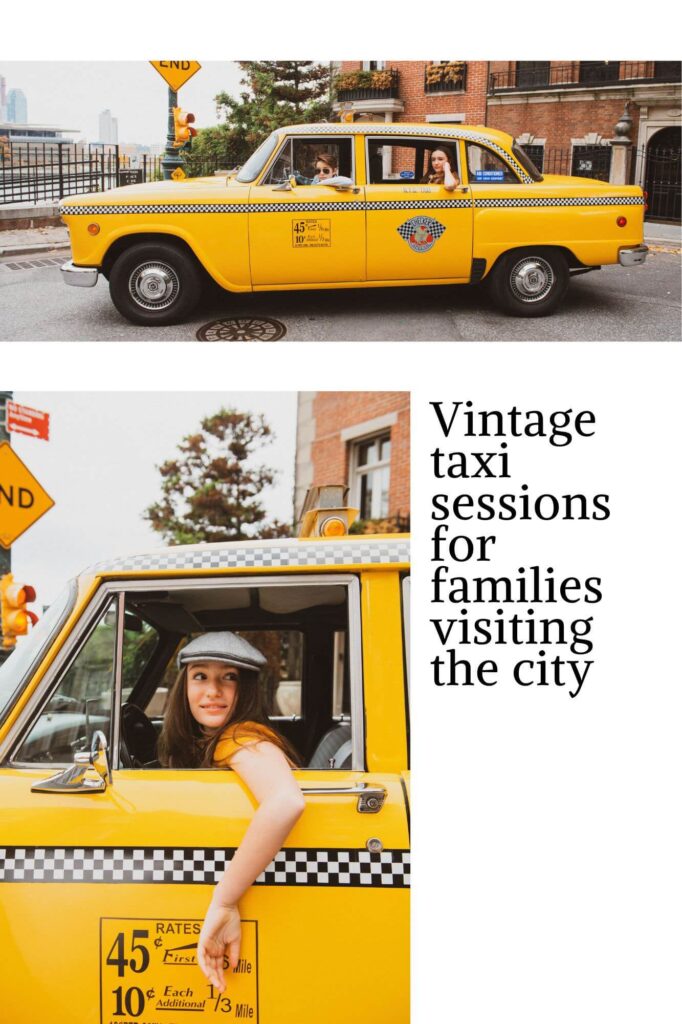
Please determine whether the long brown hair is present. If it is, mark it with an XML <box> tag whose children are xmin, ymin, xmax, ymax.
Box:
<box><xmin>422</xmin><ymin>146</ymin><xmax>455</xmax><ymax>184</ymax></box>
<box><xmin>157</xmin><ymin>665</ymin><xmax>299</xmax><ymax>768</ymax></box>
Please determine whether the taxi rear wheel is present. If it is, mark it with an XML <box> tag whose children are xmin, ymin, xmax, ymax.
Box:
<box><xmin>109</xmin><ymin>242</ymin><xmax>202</xmax><ymax>326</ymax></box>
<box><xmin>489</xmin><ymin>249</ymin><xmax>569</xmax><ymax>317</ymax></box>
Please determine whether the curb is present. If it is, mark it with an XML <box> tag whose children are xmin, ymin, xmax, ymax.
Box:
<box><xmin>0</xmin><ymin>242</ymin><xmax>71</xmax><ymax>257</ymax></box>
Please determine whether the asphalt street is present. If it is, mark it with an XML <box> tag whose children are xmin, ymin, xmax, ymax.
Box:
<box><xmin>1</xmin><ymin>247</ymin><xmax>680</xmax><ymax>342</ymax></box>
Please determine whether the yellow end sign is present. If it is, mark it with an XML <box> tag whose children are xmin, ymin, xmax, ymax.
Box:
<box><xmin>150</xmin><ymin>61</ymin><xmax>202</xmax><ymax>92</ymax></box>
<box><xmin>0</xmin><ymin>442</ymin><xmax>54</xmax><ymax>548</ymax></box>
<box><xmin>170</xmin><ymin>166</ymin><xmax>187</xmax><ymax>181</ymax></box>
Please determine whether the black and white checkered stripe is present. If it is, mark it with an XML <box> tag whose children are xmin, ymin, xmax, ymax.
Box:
<box><xmin>59</xmin><ymin>202</ymin><xmax>248</xmax><ymax>216</ymax></box>
<box><xmin>475</xmin><ymin>195</ymin><xmax>646</xmax><ymax>209</ymax></box>
<box><xmin>367</xmin><ymin>199</ymin><xmax>472</xmax><ymax>210</ymax></box>
<box><xmin>61</xmin><ymin>194</ymin><xmax>642</xmax><ymax>218</ymax></box>
<box><xmin>87</xmin><ymin>538</ymin><xmax>410</xmax><ymax>575</ymax></box>
<box><xmin>0</xmin><ymin>846</ymin><xmax>410</xmax><ymax>888</ymax></box>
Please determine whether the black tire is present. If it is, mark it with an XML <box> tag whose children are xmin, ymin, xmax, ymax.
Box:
<box><xmin>109</xmin><ymin>241</ymin><xmax>203</xmax><ymax>326</ymax></box>
<box><xmin>488</xmin><ymin>249</ymin><xmax>569</xmax><ymax>317</ymax></box>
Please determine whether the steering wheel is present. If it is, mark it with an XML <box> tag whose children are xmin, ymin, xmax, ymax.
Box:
<box><xmin>120</xmin><ymin>703</ymin><xmax>159</xmax><ymax>768</ymax></box>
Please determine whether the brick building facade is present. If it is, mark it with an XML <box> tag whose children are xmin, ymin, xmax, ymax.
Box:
<box><xmin>335</xmin><ymin>61</ymin><xmax>681</xmax><ymax>221</ymax></box>
<box><xmin>294</xmin><ymin>392</ymin><xmax>410</xmax><ymax>529</ymax></box>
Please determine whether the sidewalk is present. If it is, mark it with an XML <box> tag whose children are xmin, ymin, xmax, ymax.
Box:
<box><xmin>0</xmin><ymin>225</ymin><xmax>70</xmax><ymax>256</ymax></box>
<box><xmin>0</xmin><ymin>221</ymin><xmax>679</xmax><ymax>258</ymax></box>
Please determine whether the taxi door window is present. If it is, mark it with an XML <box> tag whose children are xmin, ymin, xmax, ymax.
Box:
<box><xmin>262</xmin><ymin>138</ymin><xmax>354</xmax><ymax>184</ymax></box>
<box><xmin>366</xmin><ymin>138</ymin><xmax>460</xmax><ymax>184</ymax></box>
<box><xmin>466</xmin><ymin>143</ymin><xmax>519</xmax><ymax>184</ymax></box>
<box><xmin>112</xmin><ymin>577</ymin><xmax>361</xmax><ymax>772</ymax></box>
<box><xmin>13</xmin><ymin>597</ymin><xmax>118</xmax><ymax>764</ymax></box>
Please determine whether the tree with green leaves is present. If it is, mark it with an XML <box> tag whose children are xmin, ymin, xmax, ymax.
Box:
<box><xmin>144</xmin><ymin>409</ymin><xmax>291</xmax><ymax>545</ymax></box>
<box><xmin>186</xmin><ymin>61</ymin><xmax>333</xmax><ymax>174</ymax></box>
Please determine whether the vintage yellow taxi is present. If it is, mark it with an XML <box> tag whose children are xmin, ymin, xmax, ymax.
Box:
<box><xmin>0</xmin><ymin>505</ymin><xmax>410</xmax><ymax>1022</ymax></box>
<box><xmin>59</xmin><ymin>123</ymin><xmax>648</xmax><ymax>324</ymax></box>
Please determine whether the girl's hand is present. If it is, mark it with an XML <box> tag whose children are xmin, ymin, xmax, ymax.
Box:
<box><xmin>443</xmin><ymin>161</ymin><xmax>451</xmax><ymax>173</ymax></box>
<box><xmin>197</xmin><ymin>902</ymin><xmax>241</xmax><ymax>994</ymax></box>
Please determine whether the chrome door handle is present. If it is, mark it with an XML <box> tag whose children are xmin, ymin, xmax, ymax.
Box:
<box><xmin>301</xmin><ymin>783</ymin><xmax>386</xmax><ymax>813</ymax></box>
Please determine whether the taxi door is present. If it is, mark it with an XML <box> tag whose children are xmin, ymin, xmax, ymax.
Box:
<box><xmin>364</xmin><ymin>135</ymin><xmax>474</xmax><ymax>282</ymax></box>
<box><xmin>0</xmin><ymin>576</ymin><xmax>409</xmax><ymax>1024</ymax></box>
<box><xmin>247</xmin><ymin>133</ymin><xmax>366</xmax><ymax>287</ymax></box>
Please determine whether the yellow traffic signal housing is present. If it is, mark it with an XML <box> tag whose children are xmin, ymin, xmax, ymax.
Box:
<box><xmin>172</xmin><ymin>107</ymin><xmax>197</xmax><ymax>149</ymax></box>
<box><xmin>0</xmin><ymin>573</ymin><xmax>38</xmax><ymax>649</ymax></box>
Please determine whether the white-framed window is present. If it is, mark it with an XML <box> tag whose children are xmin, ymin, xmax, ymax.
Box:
<box><xmin>350</xmin><ymin>433</ymin><xmax>391</xmax><ymax>520</ymax></box>
<box><xmin>362</xmin><ymin>60</ymin><xmax>386</xmax><ymax>71</ymax></box>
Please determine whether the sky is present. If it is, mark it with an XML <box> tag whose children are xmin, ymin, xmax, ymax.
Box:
<box><xmin>9</xmin><ymin>392</ymin><xmax>298</xmax><ymax>606</ymax></box>
<box><xmin>0</xmin><ymin>62</ymin><xmax>245</xmax><ymax>145</ymax></box>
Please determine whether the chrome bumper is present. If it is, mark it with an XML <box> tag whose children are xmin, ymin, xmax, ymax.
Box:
<box><xmin>61</xmin><ymin>261</ymin><xmax>99</xmax><ymax>288</ymax></box>
<box><xmin>618</xmin><ymin>245</ymin><xmax>649</xmax><ymax>267</ymax></box>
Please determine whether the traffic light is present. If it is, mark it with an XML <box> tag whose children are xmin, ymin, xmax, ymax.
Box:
<box><xmin>1</xmin><ymin>573</ymin><xmax>38</xmax><ymax>649</ymax></box>
<box><xmin>172</xmin><ymin>107</ymin><xmax>197</xmax><ymax>150</ymax></box>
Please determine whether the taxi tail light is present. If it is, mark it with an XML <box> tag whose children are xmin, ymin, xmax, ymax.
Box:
<box><xmin>298</xmin><ymin>485</ymin><xmax>359</xmax><ymax>538</ymax></box>
<box><xmin>643</xmin><ymin>190</ymin><xmax>649</xmax><ymax>212</ymax></box>
<box><xmin>87</xmin><ymin>223</ymin><xmax>100</xmax><ymax>235</ymax></box>
<box><xmin>617</xmin><ymin>216</ymin><xmax>627</xmax><ymax>227</ymax></box>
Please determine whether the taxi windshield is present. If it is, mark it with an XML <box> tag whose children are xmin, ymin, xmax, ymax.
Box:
<box><xmin>0</xmin><ymin>581</ymin><xmax>76</xmax><ymax>723</ymax></box>
<box><xmin>236</xmin><ymin>131</ymin><xmax>281</xmax><ymax>183</ymax></box>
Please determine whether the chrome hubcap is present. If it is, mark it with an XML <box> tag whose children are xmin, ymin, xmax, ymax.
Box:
<box><xmin>509</xmin><ymin>257</ymin><xmax>554</xmax><ymax>302</ymax></box>
<box><xmin>129</xmin><ymin>262</ymin><xmax>180</xmax><ymax>310</ymax></box>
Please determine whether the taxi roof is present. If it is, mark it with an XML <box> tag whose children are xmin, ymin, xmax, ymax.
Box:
<box><xmin>278</xmin><ymin>121</ymin><xmax>515</xmax><ymax>147</ymax></box>
<box><xmin>85</xmin><ymin>534</ymin><xmax>410</xmax><ymax>579</ymax></box>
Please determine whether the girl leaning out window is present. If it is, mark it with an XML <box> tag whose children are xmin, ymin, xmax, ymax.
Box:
<box><xmin>158</xmin><ymin>632</ymin><xmax>305</xmax><ymax>993</ymax></box>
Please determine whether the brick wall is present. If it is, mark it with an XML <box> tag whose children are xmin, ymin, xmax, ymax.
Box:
<box><xmin>338</xmin><ymin>61</ymin><xmax>488</xmax><ymax>123</ymax></box>
<box><xmin>308</xmin><ymin>392</ymin><xmax>410</xmax><ymax>520</ymax></box>
<box><xmin>488</xmin><ymin>98</ymin><xmax>639</xmax><ymax>151</ymax></box>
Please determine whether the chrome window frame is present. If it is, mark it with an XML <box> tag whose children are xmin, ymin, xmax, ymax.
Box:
<box><xmin>465</xmin><ymin>141</ymin><xmax>521</xmax><ymax>186</ymax></box>
<box><xmin>256</xmin><ymin>134</ymin><xmax>356</xmax><ymax>187</ymax></box>
<box><xmin>4</xmin><ymin>574</ymin><xmax>364</xmax><ymax>772</ymax></box>
<box><xmin>0</xmin><ymin>578</ymin><xmax>78</xmax><ymax>730</ymax></box>
<box><xmin>3</xmin><ymin>590</ymin><xmax>121</xmax><ymax>767</ymax></box>
<box><xmin>364</xmin><ymin>134</ymin><xmax>462</xmax><ymax>186</ymax></box>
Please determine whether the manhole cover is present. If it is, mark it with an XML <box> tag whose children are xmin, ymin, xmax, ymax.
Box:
<box><xmin>196</xmin><ymin>316</ymin><xmax>287</xmax><ymax>342</ymax></box>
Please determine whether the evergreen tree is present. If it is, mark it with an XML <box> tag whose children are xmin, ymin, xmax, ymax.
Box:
<box><xmin>187</xmin><ymin>61</ymin><xmax>332</xmax><ymax>172</ymax></box>
<box><xmin>144</xmin><ymin>409</ymin><xmax>291</xmax><ymax>545</ymax></box>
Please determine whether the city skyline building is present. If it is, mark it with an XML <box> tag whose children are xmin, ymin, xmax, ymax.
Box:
<box><xmin>98</xmin><ymin>108</ymin><xmax>118</xmax><ymax>144</ymax></box>
<box><xmin>6</xmin><ymin>87</ymin><xmax>27</xmax><ymax>123</ymax></box>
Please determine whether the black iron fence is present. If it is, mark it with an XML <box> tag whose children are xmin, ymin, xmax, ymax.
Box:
<box><xmin>0</xmin><ymin>142</ymin><xmax>164</xmax><ymax>205</ymax></box>
<box><xmin>490</xmin><ymin>60</ymin><xmax>681</xmax><ymax>93</ymax></box>
<box><xmin>519</xmin><ymin>144</ymin><xmax>613</xmax><ymax>181</ymax></box>
<box><xmin>636</xmin><ymin>145</ymin><xmax>680</xmax><ymax>223</ymax></box>
<box><xmin>518</xmin><ymin>142</ymin><xmax>681</xmax><ymax>223</ymax></box>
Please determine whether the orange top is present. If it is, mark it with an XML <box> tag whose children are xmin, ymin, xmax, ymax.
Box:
<box><xmin>213</xmin><ymin>721</ymin><xmax>281</xmax><ymax>767</ymax></box>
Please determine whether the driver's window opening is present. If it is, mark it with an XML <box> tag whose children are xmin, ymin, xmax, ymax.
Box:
<box><xmin>15</xmin><ymin>581</ymin><xmax>357</xmax><ymax>771</ymax></box>
<box><xmin>367</xmin><ymin>138</ymin><xmax>460</xmax><ymax>185</ymax></box>
<box><xmin>14</xmin><ymin>597</ymin><xmax>118</xmax><ymax>764</ymax></box>
<box><xmin>263</xmin><ymin>138</ymin><xmax>353</xmax><ymax>185</ymax></box>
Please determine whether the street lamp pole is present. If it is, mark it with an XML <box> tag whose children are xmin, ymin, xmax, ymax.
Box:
<box><xmin>161</xmin><ymin>86</ymin><xmax>184</xmax><ymax>180</ymax></box>
<box><xmin>0</xmin><ymin>391</ymin><xmax>13</xmax><ymax>664</ymax></box>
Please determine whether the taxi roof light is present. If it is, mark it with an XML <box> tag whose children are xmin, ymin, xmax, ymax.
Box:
<box><xmin>298</xmin><ymin>485</ymin><xmax>359</xmax><ymax>538</ymax></box>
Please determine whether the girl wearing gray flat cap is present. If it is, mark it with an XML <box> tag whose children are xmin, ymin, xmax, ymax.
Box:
<box><xmin>159</xmin><ymin>631</ymin><xmax>304</xmax><ymax>995</ymax></box>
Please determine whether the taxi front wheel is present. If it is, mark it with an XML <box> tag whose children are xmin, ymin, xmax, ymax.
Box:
<box><xmin>489</xmin><ymin>249</ymin><xmax>569</xmax><ymax>317</ymax></box>
<box><xmin>109</xmin><ymin>242</ymin><xmax>202</xmax><ymax>326</ymax></box>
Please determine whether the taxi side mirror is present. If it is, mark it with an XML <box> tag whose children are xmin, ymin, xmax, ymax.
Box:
<box><xmin>31</xmin><ymin>730</ymin><xmax>112</xmax><ymax>794</ymax></box>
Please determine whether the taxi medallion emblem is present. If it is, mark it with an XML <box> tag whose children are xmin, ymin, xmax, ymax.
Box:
<box><xmin>397</xmin><ymin>215</ymin><xmax>446</xmax><ymax>253</ymax></box>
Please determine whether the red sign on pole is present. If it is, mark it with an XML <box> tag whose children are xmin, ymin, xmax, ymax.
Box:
<box><xmin>6</xmin><ymin>402</ymin><xmax>50</xmax><ymax>441</ymax></box>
